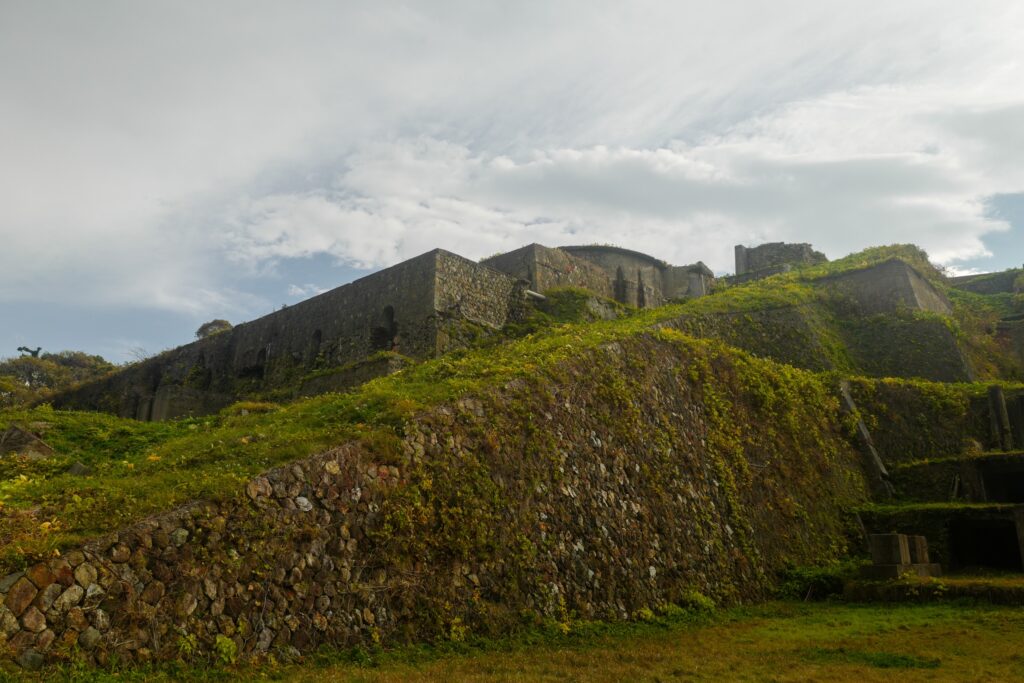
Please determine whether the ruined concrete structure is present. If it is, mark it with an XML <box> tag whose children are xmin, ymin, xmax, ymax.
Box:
<box><xmin>949</xmin><ymin>267</ymin><xmax>1023</xmax><ymax>295</ymax></box>
<box><xmin>818</xmin><ymin>258</ymin><xmax>953</xmax><ymax>316</ymax></box>
<box><xmin>53</xmin><ymin>250</ymin><xmax>528</xmax><ymax>420</ymax></box>
<box><xmin>53</xmin><ymin>243</ymin><xmax>715</xmax><ymax>421</ymax></box>
<box><xmin>949</xmin><ymin>266</ymin><xmax>1024</xmax><ymax>367</ymax></box>
<box><xmin>733</xmin><ymin>242</ymin><xmax>828</xmax><ymax>282</ymax></box>
<box><xmin>482</xmin><ymin>243</ymin><xmax>713</xmax><ymax>308</ymax></box>
<box><xmin>49</xmin><ymin>239</ymin><xmax>968</xmax><ymax>422</ymax></box>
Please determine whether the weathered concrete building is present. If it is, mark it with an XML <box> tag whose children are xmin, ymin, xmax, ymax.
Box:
<box><xmin>51</xmin><ymin>239</ymin><xmax>972</xmax><ymax>421</ymax></box>
<box><xmin>819</xmin><ymin>258</ymin><xmax>953</xmax><ymax>316</ymax></box>
<box><xmin>54</xmin><ymin>242</ymin><xmax>717</xmax><ymax>421</ymax></box>
<box><xmin>733</xmin><ymin>242</ymin><xmax>828</xmax><ymax>282</ymax></box>
<box><xmin>53</xmin><ymin>250</ymin><xmax>527</xmax><ymax>420</ymax></box>
<box><xmin>482</xmin><ymin>244</ymin><xmax>713</xmax><ymax>308</ymax></box>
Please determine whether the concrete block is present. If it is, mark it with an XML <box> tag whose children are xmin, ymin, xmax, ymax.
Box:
<box><xmin>869</xmin><ymin>533</ymin><xmax>910</xmax><ymax>566</ymax></box>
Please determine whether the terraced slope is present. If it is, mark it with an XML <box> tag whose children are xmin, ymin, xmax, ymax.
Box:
<box><xmin>0</xmin><ymin>244</ymin><xmax>1019</xmax><ymax>667</ymax></box>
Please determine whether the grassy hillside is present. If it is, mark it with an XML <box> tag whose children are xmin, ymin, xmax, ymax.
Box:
<box><xmin>0</xmin><ymin>244</ymin><xmax>1016</xmax><ymax>573</ymax></box>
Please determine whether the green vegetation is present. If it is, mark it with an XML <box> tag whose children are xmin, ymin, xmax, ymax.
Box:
<box><xmin>1</xmin><ymin>244</ymin><xmax>1023</xmax><ymax>673</ymax></box>
<box><xmin>0</xmin><ymin>297</ymin><xmax>685</xmax><ymax>569</ymax></box>
<box><xmin>0</xmin><ymin>243</ymin><xmax>1019</xmax><ymax>571</ymax></box>
<box><xmin>7</xmin><ymin>602</ymin><xmax>1024</xmax><ymax>682</ymax></box>
<box><xmin>0</xmin><ymin>351</ymin><xmax>114</xmax><ymax>408</ymax></box>
<box><xmin>798</xmin><ymin>244</ymin><xmax>940</xmax><ymax>284</ymax></box>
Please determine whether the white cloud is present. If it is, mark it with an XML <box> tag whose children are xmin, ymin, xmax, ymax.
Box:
<box><xmin>1</xmin><ymin>0</ymin><xmax>1023</xmax><ymax>319</ymax></box>
<box><xmin>287</xmin><ymin>283</ymin><xmax>329</xmax><ymax>298</ymax></box>
<box><xmin>222</xmin><ymin>109</ymin><xmax>1015</xmax><ymax>274</ymax></box>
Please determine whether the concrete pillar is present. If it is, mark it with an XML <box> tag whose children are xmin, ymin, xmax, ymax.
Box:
<box><xmin>1011</xmin><ymin>395</ymin><xmax>1024</xmax><ymax>450</ymax></box>
<box><xmin>906</xmin><ymin>535</ymin><xmax>931</xmax><ymax>564</ymax></box>
<box><xmin>989</xmin><ymin>386</ymin><xmax>1015</xmax><ymax>451</ymax></box>
<box><xmin>869</xmin><ymin>533</ymin><xmax>910</xmax><ymax>565</ymax></box>
<box><xmin>688</xmin><ymin>271</ymin><xmax>706</xmax><ymax>297</ymax></box>
<box><xmin>1014</xmin><ymin>508</ymin><xmax>1024</xmax><ymax>569</ymax></box>
<box><xmin>734</xmin><ymin>245</ymin><xmax>749</xmax><ymax>275</ymax></box>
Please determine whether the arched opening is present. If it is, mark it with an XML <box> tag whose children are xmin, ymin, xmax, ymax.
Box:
<box><xmin>370</xmin><ymin>306</ymin><xmax>398</xmax><ymax>351</ymax></box>
<box><xmin>613</xmin><ymin>266</ymin><xmax>629</xmax><ymax>304</ymax></box>
<box><xmin>309</xmin><ymin>329</ymin><xmax>323</xmax><ymax>365</ymax></box>
<box><xmin>238</xmin><ymin>346</ymin><xmax>268</xmax><ymax>379</ymax></box>
<box><xmin>948</xmin><ymin>518</ymin><xmax>1023</xmax><ymax>571</ymax></box>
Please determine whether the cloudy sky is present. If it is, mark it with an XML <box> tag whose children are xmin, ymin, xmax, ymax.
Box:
<box><xmin>2</xmin><ymin>1</ymin><xmax>1023</xmax><ymax>362</ymax></box>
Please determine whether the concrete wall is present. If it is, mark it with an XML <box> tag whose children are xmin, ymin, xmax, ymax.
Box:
<box><xmin>665</xmin><ymin>264</ymin><xmax>714</xmax><ymax>299</ymax></box>
<box><xmin>481</xmin><ymin>244</ymin><xmax>614</xmax><ymax>298</ymax></box>
<box><xmin>52</xmin><ymin>250</ymin><xmax>525</xmax><ymax>420</ymax></box>
<box><xmin>561</xmin><ymin>246</ymin><xmax>668</xmax><ymax>307</ymax></box>
<box><xmin>950</xmin><ymin>269</ymin><xmax>1022</xmax><ymax>295</ymax></box>
<box><xmin>820</xmin><ymin>259</ymin><xmax>953</xmax><ymax>316</ymax></box>
<box><xmin>734</xmin><ymin>243</ymin><xmax>827</xmax><ymax>277</ymax></box>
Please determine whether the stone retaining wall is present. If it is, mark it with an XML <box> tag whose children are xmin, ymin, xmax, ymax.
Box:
<box><xmin>1</xmin><ymin>334</ymin><xmax>867</xmax><ymax>669</ymax></box>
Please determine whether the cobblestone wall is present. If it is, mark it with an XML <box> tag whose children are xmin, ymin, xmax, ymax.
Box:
<box><xmin>1</xmin><ymin>334</ymin><xmax>867</xmax><ymax>669</ymax></box>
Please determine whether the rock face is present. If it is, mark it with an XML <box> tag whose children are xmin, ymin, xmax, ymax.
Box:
<box><xmin>0</xmin><ymin>334</ymin><xmax>867</xmax><ymax>668</ymax></box>
<box><xmin>0</xmin><ymin>426</ymin><xmax>54</xmax><ymax>459</ymax></box>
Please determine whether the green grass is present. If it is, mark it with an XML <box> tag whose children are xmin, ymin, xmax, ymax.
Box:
<box><xmin>0</xmin><ymin>298</ymin><xmax>695</xmax><ymax>569</ymax></box>
<box><xmin>857</xmin><ymin>501</ymin><xmax>1019</xmax><ymax>514</ymax></box>
<box><xmin>7</xmin><ymin>602</ymin><xmax>1024</xmax><ymax>682</ymax></box>
<box><xmin>0</xmin><ymin>243</ymin><xmax>1015</xmax><ymax>571</ymax></box>
<box><xmin>890</xmin><ymin>450</ymin><xmax>1024</xmax><ymax>471</ymax></box>
<box><xmin>801</xmin><ymin>647</ymin><xmax>941</xmax><ymax>669</ymax></box>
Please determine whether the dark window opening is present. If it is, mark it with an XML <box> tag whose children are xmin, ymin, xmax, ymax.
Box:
<box><xmin>370</xmin><ymin>306</ymin><xmax>398</xmax><ymax>351</ymax></box>
<box><xmin>238</xmin><ymin>347</ymin><xmax>268</xmax><ymax>379</ymax></box>
<box><xmin>948</xmin><ymin>518</ymin><xmax>1023</xmax><ymax>571</ymax></box>
<box><xmin>613</xmin><ymin>266</ymin><xmax>629</xmax><ymax>304</ymax></box>
<box><xmin>636</xmin><ymin>269</ymin><xmax>646</xmax><ymax>308</ymax></box>
<box><xmin>981</xmin><ymin>466</ymin><xmax>1024</xmax><ymax>503</ymax></box>
<box><xmin>309</xmin><ymin>329</ymin><xmax>323</xmax><ymax>365</ymax></box>
<box><xmin>1011</xmin><ymin>396</ymin><xmax>1024</xmax><ymax>448</ymax></box>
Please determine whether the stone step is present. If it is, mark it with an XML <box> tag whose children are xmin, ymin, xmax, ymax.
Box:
<box><xmin>859</xmin><ymin>503</ymin><xmax>1024</xmax><ymax>573</ymax></box>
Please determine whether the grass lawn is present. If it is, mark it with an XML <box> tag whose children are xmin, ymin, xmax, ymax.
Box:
<box><xmin>13</xmin><ymin>601</ymin><xmax>1024</xmax><ymax>682</ymax></box>
<box><xmin>293</xmin><ymin>601</ymin><xmax>1023</xmax><ymax>683</ymax></box>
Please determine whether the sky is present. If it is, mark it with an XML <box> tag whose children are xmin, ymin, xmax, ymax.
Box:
<box><xmin>2</xmin><ymin>1</ymin><xmax>1023</xmax><ymax>362</ymax></box>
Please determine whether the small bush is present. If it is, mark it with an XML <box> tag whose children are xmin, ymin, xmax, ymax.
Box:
<box><xmin>777</xmin><ymin>562</ymin><xmax>858</xmax><ymax>600</ymax></box>
<box><xmin>214</xmin><ymin>634</ymin><xmax>238</xmax><ymax>665</ymax></box>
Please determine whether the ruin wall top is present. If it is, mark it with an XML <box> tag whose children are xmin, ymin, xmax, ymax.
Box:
<box><xmin>734</xmin><ymin>242</ymin><xmax>827</xmax><ymax>277</ymax></box>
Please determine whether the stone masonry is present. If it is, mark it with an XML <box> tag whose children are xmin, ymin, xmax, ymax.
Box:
<box><xmin>51</xmin><ymin>250</ymin><xmax>528</xmax><ymax>421</ymax></box>
<box><xmin>0</xmin><ymin>334</ymin><xmax>866</xmax><ymax>669</ymax></box>
<box><xmin>733</xmin><ymin>242</ymin><xmax>827</xmax><ymax>282</ymax></box>
<box><xmin>482</xmin><ymin>244</ymin><xmax>713</xmax><ymax>308</ymax></box>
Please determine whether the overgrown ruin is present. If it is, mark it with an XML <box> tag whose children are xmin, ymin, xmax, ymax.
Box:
<box><xmin>3</xmin><ymin>242</ymin><xmax>1024</xmax><ymax>670</ymax></box>
<box><xmin>49</xmin><ymin>242</ymin><xmax>971</xmax><ymax>421</ymax></box>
